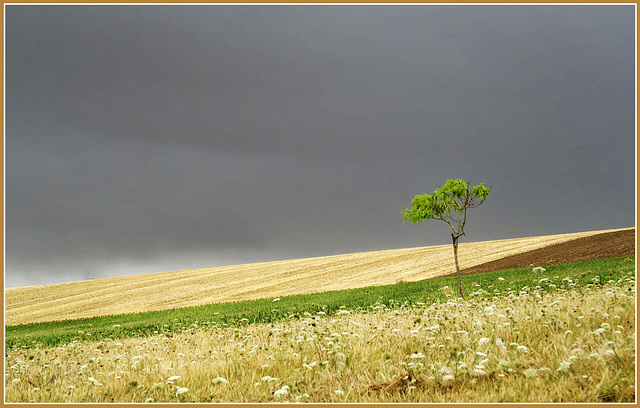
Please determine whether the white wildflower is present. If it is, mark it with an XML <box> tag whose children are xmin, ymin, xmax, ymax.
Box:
<box><xmin>334</xmin><ymin>390</ymin><xmax>345</xmax><ymax>396</ymax></box>
<box><xmin>442</xmin><ymin>374</ymin><xmax>455</xmax><ymax>382</ymax></box>
<box><xmin>523</xmin><ymin>368</ymin><xmax>537</xmax><ymax>378</ymax></box>
<box><xmin>593</xmin><ymin>328</ymin><xmax>606</xmax><ymax>335</ymax></box>
<box><xmin>478</xmin><ymin>337</ymin><xmax>490</xmax><ymax>346</ymax></box>
<box><xmin>167</xmin><ymin>375</ymin><xmax>181</xmax><ymax>383</ymax></box>
<box><xmin>303</xmin><ymin>361</ymin><xmax>318</xmax><ymax>370</ymax></box>
<box><xmin>532</xmin><ymin>267</ymin><xmax>546</xmax><ymax>273</ymax></box>
<box><xmin>274</xmin><ymin>389</ymin><xmax>288</xmax><ymax>398</ymax></box>
<box><xmin>496</xmin><ymin>338</ymin><xmax>507</xmax><ymax>353</ymax></box>
<box><xmin>604</xmin><ymin>350</ymin><xmax>615</xmax><ymax>357</ymax></box>
<box><xmin>273</xmin><ymin>298</ymin><xmax>280</xmax><ymax>302</ymax></box>
<box><xmin>175</xmin><ymin>387</ymin><xmax>189</xmax><ymax>396</ymax></box>
<box><xmin>87</xmin><ymin>377</ymin><xmax>102</xmax><ymax>386</ymax></box>
<box><xmin>588</xmin><ymin>353</ymin><xmax>603</xmax><ymax>361</ymax></box>
<box><xmin>556</xmin><ymin>361</ymin><xmax>572</xmax><ymax>372</ymax></box>
<box><xmin>517</xmin><ymin>345</ymin><xmax>529</xmax><ymax>353</ymax></box>
<box><xmin>212</xmin><ymin>377</ymin><xmax>229</xmax><ymax>384</ymax></box>
<box><xmin>472</xmin><ymin>368</ymin><xmax>486</xmax><ymax>376</ymax></box>
<box><xmin>410</xmin><ymin>352</ymin><xmax>425</xmax><ymax>359</ymax></box>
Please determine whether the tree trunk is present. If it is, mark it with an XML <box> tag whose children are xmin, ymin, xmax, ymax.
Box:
<box><xmin>452</xmin><ymin>234</ymin><xmax>464</xmax><ymax>299</ymax></box>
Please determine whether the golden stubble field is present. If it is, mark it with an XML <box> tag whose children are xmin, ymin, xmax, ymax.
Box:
<box><xmin>4</xmin><ymin>228</ymin><xmax>629</xmax><ymax>326</ymax></box>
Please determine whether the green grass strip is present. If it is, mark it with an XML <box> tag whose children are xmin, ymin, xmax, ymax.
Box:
<box><xmin>5</xmin><ymin>255</ymin><xmax>635</xmax><ymax>349</ymax></box>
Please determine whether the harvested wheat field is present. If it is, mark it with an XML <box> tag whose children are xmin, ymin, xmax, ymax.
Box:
<box><xmin>5</xmin><ymin>227</ymin><xmax>634</xmax><ymax>326</ymax></box>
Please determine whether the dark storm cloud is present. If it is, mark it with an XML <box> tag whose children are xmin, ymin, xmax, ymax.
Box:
<box><xmin>5</xmin><ymin>5</ymin><xmax>635</xmax><ymax>287</ymax></box>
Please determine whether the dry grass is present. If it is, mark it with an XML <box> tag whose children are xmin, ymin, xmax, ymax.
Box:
<box><xmin>5</xmin><ymin>273</ymin><xmax>635</xmax><ymax>403</ymax></box>
<box><xmin>5</xmin><ymin>228</ymin><xmax>628</xmax><ymax>325</ymax></box>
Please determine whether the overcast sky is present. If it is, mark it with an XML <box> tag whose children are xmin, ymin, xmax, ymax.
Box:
<box><xmin>5</xmin><ymin>4</ymin><xmax>636</xmax><ymax>288</ymax></box>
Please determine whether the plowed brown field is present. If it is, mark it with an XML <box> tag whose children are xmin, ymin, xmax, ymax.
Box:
<box><xmin>4</xmin><ymin>227</ymin><xmax>634</xmax><ymax>326</ymax></box>
<box><xmin>451</xmin><ymin>227</ymin><xmax>635</xmax><ymax>277</ymax></box>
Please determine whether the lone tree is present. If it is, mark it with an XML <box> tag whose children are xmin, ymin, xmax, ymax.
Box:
<box><xmin>402</xmin><ymin>179</ymin><xmax>491</xmax><ymax>299</ymax></box>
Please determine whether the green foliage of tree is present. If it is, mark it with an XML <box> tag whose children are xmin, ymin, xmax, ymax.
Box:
<box><xmin>402</xmin><ymin>179</ymin><xmax>491</xmax><ymax>298</ymax></box>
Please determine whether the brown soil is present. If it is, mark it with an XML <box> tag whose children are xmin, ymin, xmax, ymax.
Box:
<box><xmin>448</xmin><ymin>228</ymin><xmax>635</xmax><ymax>278</ymax></box>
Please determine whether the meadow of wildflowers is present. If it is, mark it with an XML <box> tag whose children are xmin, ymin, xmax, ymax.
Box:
<box><xmin>5</xmin><ymin>261</ymin><xmax>635</xmax><ymax>403</ymax></box>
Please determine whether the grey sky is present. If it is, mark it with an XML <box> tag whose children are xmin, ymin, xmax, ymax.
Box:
<box><xmin>5</xmin><ymin>4</ymin><xmax>636</xmax><ymax>288</ymax></box>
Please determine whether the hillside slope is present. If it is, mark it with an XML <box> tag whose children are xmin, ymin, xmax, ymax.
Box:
<box><xmin>5</xmin><ymin>228</ymin><xmax>634</xmax><ymax>325</ymax></box>
<box><xmin>447</xmin><ymin>228</ymin><xmax>635</xmax><ymax>277</ymax></box>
